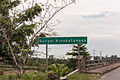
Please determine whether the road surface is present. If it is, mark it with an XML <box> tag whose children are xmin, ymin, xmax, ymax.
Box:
<box><xmin>101</xmin><ymin>67</ymin><xmax>120</xmax><ymax>80</ymax></box>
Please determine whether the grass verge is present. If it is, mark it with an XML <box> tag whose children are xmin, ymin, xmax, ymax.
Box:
<box><xmin>67</xmin><ymin>73</ymin><xmax>101</xmax><ymax>80</ymax></box>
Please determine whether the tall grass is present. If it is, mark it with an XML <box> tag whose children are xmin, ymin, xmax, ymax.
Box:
<box><xmin>0</xmin><ymin>72</ymin><xmax>46</xmax><ymax>80</ymax></box>
<box><xmin>0</xmin><ymin>74</ymin><xmax>17</xmax><ymax>80</ymax></box>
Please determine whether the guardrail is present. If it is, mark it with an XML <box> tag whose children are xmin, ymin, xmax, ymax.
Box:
<box><xmin>85</xmin><ymin>57</ymin><xmax>120</xmax><ymax>69</ymax></box>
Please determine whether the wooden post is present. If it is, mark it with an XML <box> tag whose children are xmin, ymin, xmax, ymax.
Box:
<box><xmin>78</xmin><ymin>44</ymin><xmax>80</xmax><ymax>73</ymax></box>
<box><xmin>46</xmin><ymin>44</ymin><xmax>48</xmax><ymax>72</ymax></box>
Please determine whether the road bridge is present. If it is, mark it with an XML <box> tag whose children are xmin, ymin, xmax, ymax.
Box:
<box><xmin>61</xmin><ymin>57</ymin><xmax>120</xmax><ymax>80</ymax></box>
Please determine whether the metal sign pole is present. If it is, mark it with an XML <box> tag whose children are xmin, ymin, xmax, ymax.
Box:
<box><xmin>78</xmin><ymin>44</ymin><xmax>80</xmax><ymax>73</ymax></box>
<box><xmin>38</xmin><ymin>37</ymin><xmax>87</xmax><ymax>73</ymax></box>
<box><xmin>46</xmin><ymin>44</ymin><xmax>48</xmax><ymax>72</ymax></box>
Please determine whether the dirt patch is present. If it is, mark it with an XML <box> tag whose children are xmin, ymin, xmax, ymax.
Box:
<box><xmin>3</xmin><ymin>70</ymin><xmax>17</xmax><ymax>75</ymax></box>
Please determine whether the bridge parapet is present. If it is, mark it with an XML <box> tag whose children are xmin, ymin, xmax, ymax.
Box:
<box><xmin>85</xmin><ymin>57</ymin><xmax>120</xmax><ymax>70</ymax></box>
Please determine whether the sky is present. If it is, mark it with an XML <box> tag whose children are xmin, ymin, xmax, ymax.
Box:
<box><xmin>38</xmin><ymin>0</ymin><xmax>120</xmax><ymax>58</ymax></box>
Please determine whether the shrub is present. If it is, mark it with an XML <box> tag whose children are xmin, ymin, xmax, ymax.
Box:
<box><xmin>65</xmin><ymin>58</ymin><xmax>76</xmax><ymax>70</ymax></box>
<box><xmin>0</xmin><ymin>70</ymin><xmax>3</xmax><ymax>75</ymax></box>
<box><xmin>20</xmin><ymin>72</ymin><xmax>46</xmax><ymax>80</ymax></box>
<box><xmin>51</xmin><ymin>62</ymin><xmax>69</xmax><ymax>79</ymax></box>
<box><xmin>0</xmin><ymin>75</ymin><xmax>17</xmax><ymax>80</ymax></box>
<box><xmin>37</xmin><ymin>66</ymin><xmax>46</xmax><ymax>72</ymax></box>
<box><xmin>0</xmin><ymin>72</ymin><xmax>46</xmax><ymax>80</ymax></box>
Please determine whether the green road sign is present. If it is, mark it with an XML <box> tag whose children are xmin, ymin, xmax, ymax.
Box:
<box><xmin>38</xmin><ymin>37</ymin><xmax>87</xmax><ymax>44</ymax></box>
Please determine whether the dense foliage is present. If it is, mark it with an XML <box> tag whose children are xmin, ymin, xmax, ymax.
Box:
<box><xmin>65</xmin><ymin>58</ymin><xmax>76</xmax><ymax>70</ymax></box>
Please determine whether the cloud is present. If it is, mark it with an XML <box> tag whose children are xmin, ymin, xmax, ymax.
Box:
<box><xmin>83</xmin><ymin>11</ymin><xmax>108</xmax><ymax>19</ymax></box>
<box><xmin>37</xmin><ymin>0</ymin><xmax>120</xmax><ymax>58</ymax></box>
<box><xmin>83</xmin><ymin>14</ymin><xmax>105</xmax><ymax>19</ymax></box>
<box><xmin>55</xmin><ymin>11</ymin><xmax>120</xmax><ymax>40</ymax></box>
<box><xmin>64</xmin><ymin>0</ymin><xmax>120</xmax><ymax>16</ymax></box>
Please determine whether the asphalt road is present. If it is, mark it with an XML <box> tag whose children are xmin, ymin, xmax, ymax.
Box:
<box><xmin>101</xmin><ymin>67</ymin><xmax>120</xmax><ymax>80</ymax></box>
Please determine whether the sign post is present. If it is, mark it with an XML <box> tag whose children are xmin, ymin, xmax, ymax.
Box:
<box><xmin>78</xmin><ymin>44</ymin><xmax>80</xmax><ymax>73</ymax></box>
<box><xmin>38</xmin><ymin>37</ymin><xmax>87</xmax><ymax>73</ymax></box>
<box><xmin>45</xmin><ymin>44</ymin><xmax>48</xmax><ymax>72</ymax></box>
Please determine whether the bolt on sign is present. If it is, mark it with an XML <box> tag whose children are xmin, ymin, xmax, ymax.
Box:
<box><xmin>38</xmin><ymin>37</ymin><xmax>87</xmax><ymax>44</ymax></box>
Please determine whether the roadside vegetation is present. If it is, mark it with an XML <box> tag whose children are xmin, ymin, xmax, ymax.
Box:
<box><xmin>0</xmin><ymin>56</ymin><xmax>102</xmax><ymax>80</ymax></box>
<box><xmin>0</xmin><ymin>72</ymin><xmax>46</xmax><ymax>80</ymax></box>
<box><xmin>0</xmin><ymin>72</ymin><xmax>101</xmax><ymax>80</ymax></box>
<box><xmin>67</xmin><ymin>73</ymin><xmax>101</xmax><ymax>80</ymax></box>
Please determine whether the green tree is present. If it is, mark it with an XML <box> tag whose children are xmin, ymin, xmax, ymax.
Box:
<box><xmin>0</xmin><ymin>0</ymin><xmax>75</xmax><ymax>76</ymax></box>
<box><xmin>0</xmin><ymin>0</ymin><xmax>43</xmax><ymax>75</ymax></box>
<box><xmin>66</xmin><ymin>44</ymin><xmax>89</xmax><ymax>57</ymax></box>
<box><xmin>66</xmin><ymin>44</ymin><xmax>90</xmax><ymax>70</ymax></box>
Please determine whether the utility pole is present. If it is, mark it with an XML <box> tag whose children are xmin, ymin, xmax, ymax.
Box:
<box><xmin>92</xmin><ymin>50</ymin><xmax>97</xmax><ymax>65</ymax></box>
<box><xmin>100</xmin><ymin>51</ymin><xmax>102</xmax><ymax>60</ymax></box>
<box><xmin>46</xmin><ymin>44</ymin><xmax>48</xmax><ymax>72</ymax></box>
<box><xmin>92</xmin><ymin>50</ymin><xmax>97</xmax><ymax>60</ymax></box>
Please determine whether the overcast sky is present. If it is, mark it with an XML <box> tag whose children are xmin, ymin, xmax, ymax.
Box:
<box><xmin>38</xmin><ymin>0</ymin><xmax>120</xmax><ymax>58</ymax></box>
